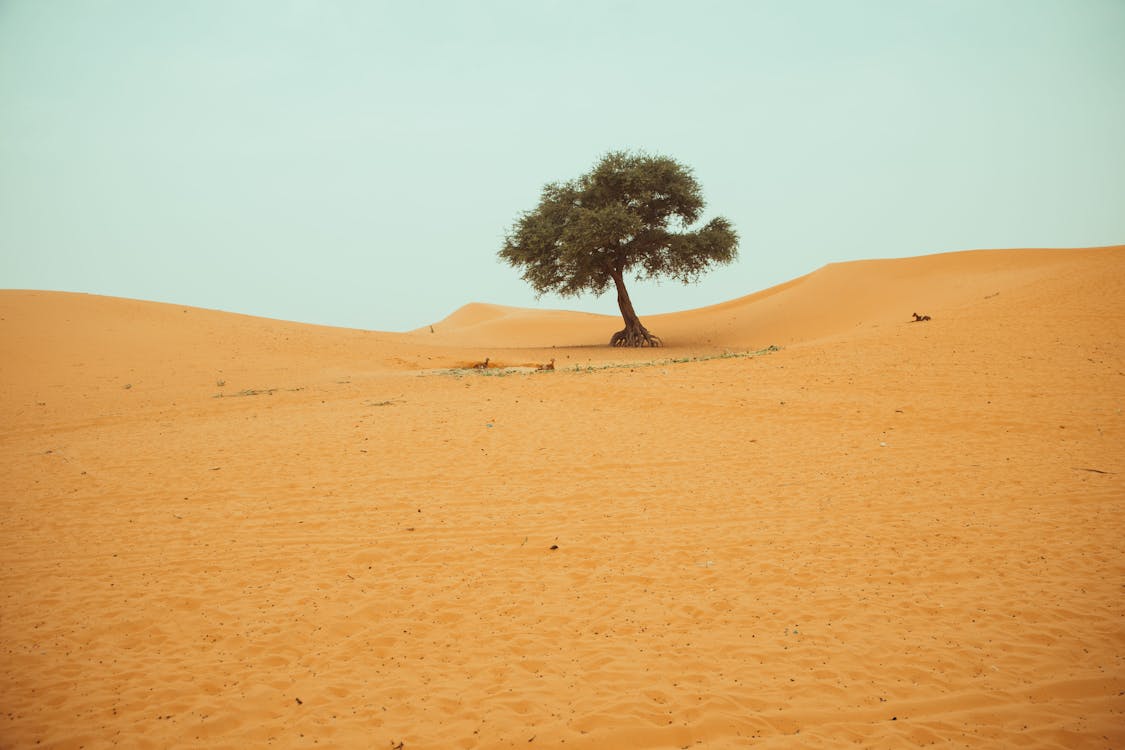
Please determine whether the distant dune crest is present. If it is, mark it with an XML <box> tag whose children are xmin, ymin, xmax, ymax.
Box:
<box><xmin>2</xmin><ymin>246</ymin><xmax>1121</xmax><ymax>358</ymax></box>
<box><xmin>417</xmin><ymin>246</ymin><xmax>1122</xmax><ymax>349</ymax></box>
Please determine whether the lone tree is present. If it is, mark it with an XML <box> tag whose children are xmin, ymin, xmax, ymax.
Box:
<box><xmin>499</xmin><ymin>151</ymin><xmax>738</xmax><ymax>347</ymax></box>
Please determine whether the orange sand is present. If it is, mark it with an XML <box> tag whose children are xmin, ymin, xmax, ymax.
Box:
<box><xmin>1</xmin><ymin>246</ymin><xmax>1123</xmax><ymax>749</ymax></box>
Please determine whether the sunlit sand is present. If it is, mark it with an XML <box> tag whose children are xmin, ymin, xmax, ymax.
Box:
<box><xmin>1</xmin><ymin>246</ymin><xmax>1122</xmax><ymax>748</ymax></box>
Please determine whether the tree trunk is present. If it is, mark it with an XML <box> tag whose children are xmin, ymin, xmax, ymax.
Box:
<box><xmin>609</xmin><ymin>269</ymin><xmax>662</xmax><ymax>347</ymax></box>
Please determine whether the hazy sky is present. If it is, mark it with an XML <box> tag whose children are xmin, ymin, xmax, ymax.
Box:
<box><xmin>2</xmin><ymin>1</ymin><xmax>1123</xmax><ymax>331</ymax></box>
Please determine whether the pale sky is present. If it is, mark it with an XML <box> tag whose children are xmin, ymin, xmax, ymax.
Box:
<box><xmin>2</xmin><ymin>0</ymin><xmax>1123</xmax><ymax>332</ymax></box>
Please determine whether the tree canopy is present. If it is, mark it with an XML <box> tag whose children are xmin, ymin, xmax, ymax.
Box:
<box><xmin>499</xmin><ymin>151</ymin><xmax>738</xmax><ymax>346</ymax></box>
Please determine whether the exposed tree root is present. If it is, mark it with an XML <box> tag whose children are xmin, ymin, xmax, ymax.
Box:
<box><xmin>610</xmin><ymin>324</ymin><xmax>663</xmax><ymax>347</ymax></box>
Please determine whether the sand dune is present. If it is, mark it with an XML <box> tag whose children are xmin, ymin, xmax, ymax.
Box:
<box><xmin>1</xmin><ymin>246</ymin><xmax>1123</xmax><ymax>748</ymax></box>
<box><xmin>419</xmin><ymin>247</ymin><xmax>1110</xmax><ymax>350</ymax></box>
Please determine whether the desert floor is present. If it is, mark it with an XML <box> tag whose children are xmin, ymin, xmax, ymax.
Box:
<box><xmin>1</xmin><ymin>247</ymin><xmax>1123</xmax><ymax>749</ymax></box>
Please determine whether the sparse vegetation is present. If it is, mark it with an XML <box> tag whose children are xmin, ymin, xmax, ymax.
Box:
<box><xmin>566</xmin><ymin>345</ymin><xmax>780</xmax><ymax>373</ymax></box>
<box><xmin>213</xmin><ymin>387</ymin><xmax>305</xmax><ymax>398</ymax></box>
<box><xmin>432</xmin><ymin>346</ymin><xmax>779</xmax><ymax>377</ymax></box>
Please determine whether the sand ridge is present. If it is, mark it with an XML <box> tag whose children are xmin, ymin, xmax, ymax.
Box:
<box><xmin>418</xmin><ymin>247</ymin><xmax>1102</xmax><ymax>350</ymax></box>
<box><xmin>1</xmin><ymin>246</ymin><xmax>1123</xmax><ymax>748</ymax></box>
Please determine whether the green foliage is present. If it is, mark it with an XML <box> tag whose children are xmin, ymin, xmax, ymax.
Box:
<box><xmin>499</xmin><ymin>151</ymin><xmax>739</xmax><ymax>298</ymax></box>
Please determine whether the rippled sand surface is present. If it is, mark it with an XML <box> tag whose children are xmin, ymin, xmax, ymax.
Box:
<box><xmin>2</xmin><ymin>247</ymin><xmax>1122</xmax><ymax>748</ymax></box>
